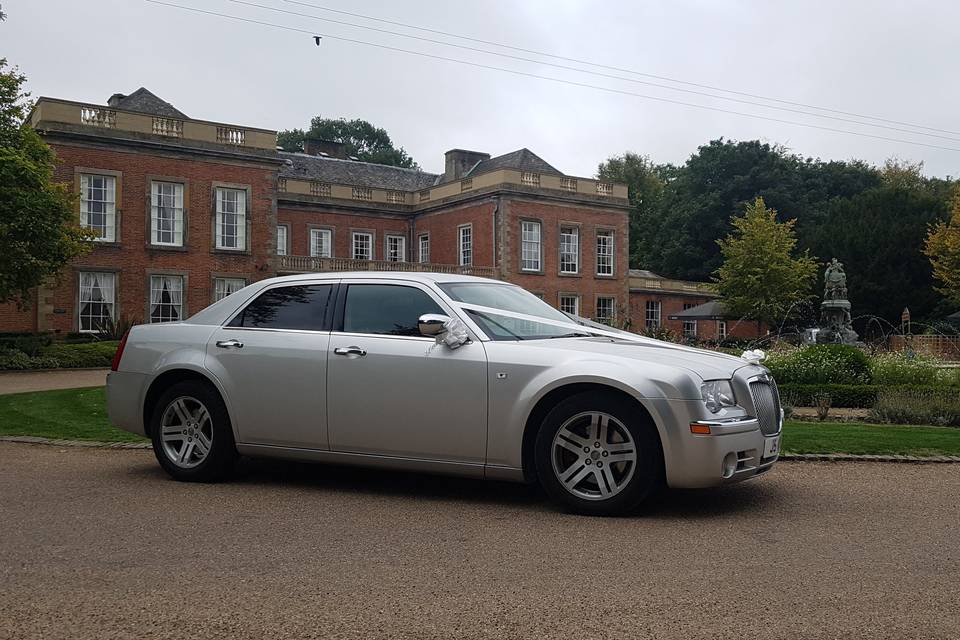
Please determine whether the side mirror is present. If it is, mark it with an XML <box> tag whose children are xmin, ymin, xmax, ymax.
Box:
<box><xmin>418</xmin><ymin>313</ymin><xmax>451</xmax><ymax>337</ymax></box>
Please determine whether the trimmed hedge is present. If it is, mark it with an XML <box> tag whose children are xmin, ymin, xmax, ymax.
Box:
<box><xmin>0</xmin><ymin>341</ymin><xmax>119</xmax><ymax>370</ymax></box>
<box><xmin>0</xmin><ymin>332</ymin><xmax>53</xmax><ymax>357</ymax></box>
<box><xmin>779</xmin><ymin>383</ymin><xmax>959</xmax><ymax>409</ymax></box>
<box><xmin>765</xmin><ymin>344</ymin><xmax>872</xmax><ymax>385</ymax></box>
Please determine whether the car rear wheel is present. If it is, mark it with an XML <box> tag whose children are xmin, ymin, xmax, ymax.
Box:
<box><xmin>534</xmin><ymin>391</ymin><xmax>662</xmax><ymax>516</ymax></box>
<box><xmin>150</xmin><ymin>380</ymin><xmax>237</xmax><ymax>482</ymax></box>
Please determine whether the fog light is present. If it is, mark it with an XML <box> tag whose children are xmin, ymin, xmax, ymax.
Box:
<box><xmin>722</xmin><ymin>452</ymin><xmax>738</xmax><ymax>479</ymax></box>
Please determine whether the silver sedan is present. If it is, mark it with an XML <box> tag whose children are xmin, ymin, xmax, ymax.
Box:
<box><xmin>106</xmin><ymin>272</ymin><xmax>781</xmax><ymax>515</ymax></box>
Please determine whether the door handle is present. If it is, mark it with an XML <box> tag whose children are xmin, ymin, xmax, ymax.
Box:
<box><xmin>334</xmin><ymin>346</ymin><xmax>367</xmax><ymax>357</ymax></box>
<box><xmin>216</xmin><ymin>339</ymin><xmax>244</xmax><ymax>349</ymax></box>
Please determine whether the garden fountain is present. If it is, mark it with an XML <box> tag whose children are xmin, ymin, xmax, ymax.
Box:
<box><xmin>816</xmin><ymin>258</ymin><xmax>860</xmax><ymax>345</ymax></box>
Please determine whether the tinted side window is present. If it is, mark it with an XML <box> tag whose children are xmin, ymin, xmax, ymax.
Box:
<box><xmin>343</xmin><ymin>284</ymin><xmax>443</xmax><ymax>336</ymax></box>
<box><xmin>228</xmin><ymin>284</ymin><xmax>332</xmax><ymax>331</ymax></box>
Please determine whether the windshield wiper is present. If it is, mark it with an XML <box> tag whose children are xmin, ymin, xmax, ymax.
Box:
<box><xmin>547</xmin><ymin>332</ymin><xmax>592</xmax><ymax>339</ymax></box>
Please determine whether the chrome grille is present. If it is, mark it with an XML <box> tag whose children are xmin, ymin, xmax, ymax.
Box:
<box><xmin>749</xmin><ymin>378</ymin><xmax>782</xmax><ymax>436</ymax></box>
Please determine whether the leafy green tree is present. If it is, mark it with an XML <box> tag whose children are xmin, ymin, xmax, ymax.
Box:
<box><xmin>278</xmin><ymin>117</ymin><xmax>417</xmax><ymax>168</ymax></box>
<box><xmin>0</xmin><ymin>58</ymin><xmax>91</xmax><ymax>306</ymax></box>
<box><xmin>715</xmin><ymin>197</ymin><xmax>818</xmax><ymax>331</ymax></box>
<box><xmin>805</xmin><ymin>171</ymin><xmax>950</xmax><ymax>324</ymax></box>
<box><xmin>596</xmin><ymin>152</ymin><xmax>671</xmax><ymax>268</ymax></box>
<box><xmin>925</xmin><ymin>195</ymin><xmax>960</xmax><ymax>307</ymax></box>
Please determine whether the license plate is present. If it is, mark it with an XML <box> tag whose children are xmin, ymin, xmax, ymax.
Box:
<box><xmin>763</xmin><ymin>435</ymin><xmax>781</xmax><ymax>458</ymax></box>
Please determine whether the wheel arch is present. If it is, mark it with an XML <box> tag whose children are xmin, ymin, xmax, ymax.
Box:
<box><xmin>519</xmin><ymin>382</ymin><xmax>665</xmax><ymax>484</ymax></box>
<box><xmin>142</xmin><ymin>367</ymin><xmax>227</xmax><ymax>438</ymax></box>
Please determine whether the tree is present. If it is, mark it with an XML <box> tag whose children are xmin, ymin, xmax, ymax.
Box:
<box><xmin>925</xmin><ymin>195</ymin><xmax>960</xmax><ymax>307</ymax></box>
<box><xmin>278</xmin><ymin>117</ymin><xmax>417</xmax><ymax>168</ymax></box>
<box><xmin>596</xmin><ymin>152</ymin><xmax>670</xmax><ymax>268</ymax></box>
<box><xmin>0</xmin><ymin>58</ymin><xmax>91</xmax><ymax>306</ymax></box>
<box><xmin>715</xmin><ymin>197</ymin><xmax>818</xmax><ymax>331</ymax></box>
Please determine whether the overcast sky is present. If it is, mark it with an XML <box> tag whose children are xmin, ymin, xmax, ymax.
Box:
<box><xmin>4</xmin><ymin>0</ymin><xmax>958</xmax><ymax>178</ymax></box>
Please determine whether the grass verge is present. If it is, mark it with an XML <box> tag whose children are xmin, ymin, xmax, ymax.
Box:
<box><xmin>1</xmin><ymin>388</ymin><xmax>959</xmax><ymax>456</ymax></box>
<box><xmin>783</xmin><ymin>421</ymin><xmax>960</xmax><ymax>457</ymax></box>
<box><xmin>0</xmin><ymin>387</ymin><xmax>145</xmax><ymax>443</ymax></box>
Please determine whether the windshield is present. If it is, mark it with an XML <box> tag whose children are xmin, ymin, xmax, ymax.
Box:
<box><xmin>438</xmin><ymin>282</ymin><xmax>572</xmax><ymax>322</ymax></box>
<box><xmin>466</xmin><ymin>309</ymin><xmax>589</xmax><ymax>341</ymax></box>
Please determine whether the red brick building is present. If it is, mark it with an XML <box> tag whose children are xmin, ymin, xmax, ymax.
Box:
<box><xmin>1</xmin><ymin>88</ymin><xmax>764</xmax><ymax>340</ymax></box>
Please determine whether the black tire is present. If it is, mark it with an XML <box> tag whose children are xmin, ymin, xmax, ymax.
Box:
<box><xmin>149</xmin><ymin>380</ymin><xmax>238</xmax><ymax>482</ymax></box>
<box><xmin>534</xmin><ymin>390</ymin><xmax>663</xmax><ymax>516</ymax></box>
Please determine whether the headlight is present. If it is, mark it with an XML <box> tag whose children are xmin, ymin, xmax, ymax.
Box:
<box><xmin>701</xmin><ymin>380</ymin><xmax>736</xmax><ymax>413</ymax></box>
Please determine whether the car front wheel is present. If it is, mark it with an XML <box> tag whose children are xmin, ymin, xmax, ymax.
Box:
<box><xmin>150</xmin><ymin>380</ymin><xmax>237</xmax><ymax>482</ymax></box>
<box><xmin>534</xmin><ymin>391</ymin><xmax>662</xmax><ymax>516</ymax></box>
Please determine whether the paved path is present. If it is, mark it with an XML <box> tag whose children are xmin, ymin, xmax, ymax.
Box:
<box><xmin>1</xmin><ymin>444</ymin><xmax>958</xmax><ymax>639</ymax></box>
<box><xmin>0</xmin><ymin>368</ymin><xmax>108</xmax><ymax>395</ymax></box>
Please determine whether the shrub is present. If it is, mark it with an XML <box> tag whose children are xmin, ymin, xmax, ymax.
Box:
<box><xmin>870</xmin><ymin>351</ymin><xmax>942</xmax><ymax>386</ymax></box>
<box><xmin>0</xmin><ymin>332</ymin><xmax>53</xmax><ymax>356</ymax></box>
<box><xmin>0</xmin><ymin>347</ymin><xmax>60</xmax><ymax>370</ymax></box>
<box><xmin>766</xmin><ymin>344</ymin><xmax>872</xmax><ymax>385</ymax></box>
<box><xmin>778</xmin><ymin>384</ymin><xmax>880</xmax><ymax>408</ymax></box>
<box><xmin>870</xmin><ymin>389</ymin><xmax>960</xmax><ymax>427</ymax></box>
<box><xmin>39</xmin><ymin>341</ymin><xmax>119</xmax><ymax>368</ymax></box>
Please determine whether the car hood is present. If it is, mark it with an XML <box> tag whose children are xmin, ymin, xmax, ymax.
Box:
<box><xmin>530</xmin><ymin>336</ymin><xmax>754</xmax><ymax>381</ymax></box>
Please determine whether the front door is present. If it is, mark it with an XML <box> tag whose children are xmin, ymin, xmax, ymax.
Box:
<box><xmin>205</xmin><ymin>282</ymin><xmax>335</xmax><ymax>449</ymax></box>
<box><xmin>326</xmin><ymin>281</ymin><xmax>488</xmax><ymax>464</ymax></box>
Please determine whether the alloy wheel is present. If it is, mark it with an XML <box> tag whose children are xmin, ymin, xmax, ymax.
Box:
<box><xmin>159</xmin><ymin>396</ymin><xmax>213</xmax><ymax>469</ymax></box>
<box><xmin>550</xmin><ymin>411</ymin><xmax>637</xmax><ymax>501</ymax></box>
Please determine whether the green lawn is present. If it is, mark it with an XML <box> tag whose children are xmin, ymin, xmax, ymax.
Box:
<box><xmin>0</xmin><ymin>387</ymin><xmax>145</xmax><ymax>442</ymax></box>
<box><xmin>782</xmin><ymin>421</ymin><xmax>960</xmax><ymax>456</ymax></box>
<box><xmin>2</xmin><ymin>388</ymin><xmax>960</xmax><ymax>456</ymax></box>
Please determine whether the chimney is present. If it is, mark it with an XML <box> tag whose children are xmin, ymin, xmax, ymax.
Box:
<box><xmin>107</xmin><ymin>93</ymin><xmax>126</xmax><ymax>107</ymax></box>
<box><xmin>444</xmin><ymin>149</ymin><xmax>490</xmax><ymax>181</ymax></box>
<box><xmin>303</xmin><ymin>138</ymin><xmax>348</xmax><ymax>159</ymax></box>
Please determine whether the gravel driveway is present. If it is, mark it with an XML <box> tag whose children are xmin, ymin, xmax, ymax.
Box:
<box><xmin>1</xmin><ymin>443</ymin><xmax>957</xmax><ymax>639</ymax></box>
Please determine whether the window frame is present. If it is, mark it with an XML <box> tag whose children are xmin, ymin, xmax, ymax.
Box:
<box><xmin>596</xmin><ymin>295</ymin><xmax>616</xmax><ymax>325</ymax></box>
<box><xmin>309</xmin><ymin>227</ymin><xmax>333</xmax><ymax>258</ymax></box>
<box><xmin>77</xmin><ymin>270</ymin><xmax>118</xmax><ymax>333</ymax></box>
<box><xmin>147</xmin><ymin>178</ymin><xmax>187</xmax><ymax>249</ymax></box>
<box><xmin>351</xmin><ymin>231</ymin><xmax>374</xmax><ymax>261</ymax></box>
<box><xmin>717</xmin><ymin>320</ymin><xmax>728</xmax><ymax>340</ymax></box>
<box><xmin>385</xmin><ymin>234</ymin><xmax>407</xmax><ymax>262</ymax></box>
<box><xmin>645</xmin><ymin>300</ymin><xmax>661</xmax><ymax>329</ymax></box>
<box><xmin>558</xmin><ymin>293</ymin><xmax>580</xmax><ymax>317</ymax></box>
<box><xmin>333</xmin><ymin>281</ymin><xmax>452</xmax><ymax>341</ymax></box>
<box><xmin>78</xmin><ymin>171</ymin><xmax>119</xmax><ymax>243</ymax></box>
<box><xmin>147</xmin><ymin>273</ymin><xmax>187</xmax><ymax>324</ymax></box>
<box><xmin>212</xmin><ymin>276</ymin><xmax>247</xmax><ymax>303</ymax></box>
<box><xmin>682</xmin><ymin>302</ymin><xmax>698</xmax><ymax>339</ymax></box>
<box><xmin>596</xmin><ymin>228</ymin><xmax>615</xmax><ymax>277</ymax></box>
<box><xmin>225</xmin><ymin>282</ymin><xmax>336</xmax><ymax>332</ymax></box>
<box><xmin>418</xmin><ymin>233</ymin><xmax>430</xmax><ymax>264</ymax></box>
<box><xmin>276</xmin><ymin>224</ymin><xmax>289</xmax><ymax>256</ymax></box>
<box><xmin>520</xmin><ymin>219</ymin><xmax>543</xmax><ymax>273</ymax></box>
<box><xmin>458</xmin><ymin>224</ymin><xmax>473</xmax><ymax>266</ymax></box>
<box><xmin>212</xmin><ymin>184</ymin><xmax>250</xmax><ymax>252</ymax></box>
<box><xmin>559</xmin><ymin>224</ymin><xmax>580</xmax><ymax>275</ymax></box>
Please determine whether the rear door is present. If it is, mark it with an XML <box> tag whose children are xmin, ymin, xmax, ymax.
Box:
<box><xmin>326</xmin><ymin>280</ymin><xmax>489</xmax><ymax>464</ymax></box>
<box><xmin>205</xmin><ymin>281</ymin><xmax>336</xmax><ymax>449</ymax></box>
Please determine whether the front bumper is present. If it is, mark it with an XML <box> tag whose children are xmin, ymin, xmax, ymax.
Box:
<box><xmin>647</xmin><ymin>399</ymin><xmax>780</xmax><ymax>489</ymax></box>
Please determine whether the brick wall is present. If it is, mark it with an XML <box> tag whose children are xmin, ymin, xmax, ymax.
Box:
<box><xmin>412</xmin><ymin>201</ymin><xmax>496</xmax><ymax>267</ymax></box>
<box><xmin>277</xmin><ymin>207</ymin><xmax>410</xmax><ymax>261</ymax></box>
<box><xmin>502</xmin><ymin>198</ymin><xmax>629</xmax><ymax>321</ymax></box>
<box><xmin>16</xmin><ymin>141</ymin><xmax>278</xmax><ymax>334</ymax></box>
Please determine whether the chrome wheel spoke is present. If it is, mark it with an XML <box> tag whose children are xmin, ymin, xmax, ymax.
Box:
<box><xmin>160</xmin><ymin>396</ymin><xmax>213</xmax><ymax>469</ymax></box>
<box><xmin>171</xmin><ymin>399</ymin><xmax>192</xmax><ymax>426</ymax></box>
<box><xmin>178</xmin><ymin>440</ymin><xmax>195</xmax><ymax>464</ymax></box>
<box><xmin>562</xmin><ymin>464</ymin><xmax>592</xmax><ymax>490</ymax></box>
<box><xmin>551</xmin><ymin>411</ymin><xmax>637</xmax><ymax>502</ymax></box>
<box><xmin>194</xmin><ymin>431</ymin><xmax>211</xmax><ymax>457</ymax></box>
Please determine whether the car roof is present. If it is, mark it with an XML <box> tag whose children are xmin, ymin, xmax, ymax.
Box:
<box><xmin>254</xmin><ymin>271</ymin><xmax>503</xmax><ymax>286</ymax></box>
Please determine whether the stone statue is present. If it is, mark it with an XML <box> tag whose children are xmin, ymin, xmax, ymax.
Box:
<box><xmin>824</xmin><ymin>258</ymin><xmax>848</xmax><ymax>301</ymax></box>
<box><xmin>816</xmin><ymin>258</ymin><xmax>859</xmax><ymax>344</ymax></box>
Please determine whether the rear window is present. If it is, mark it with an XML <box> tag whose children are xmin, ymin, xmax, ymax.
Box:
<box><xmin>227</xmin><ymin>284</ymin><xmax>332</xmax><ymax>331</ymax></box>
